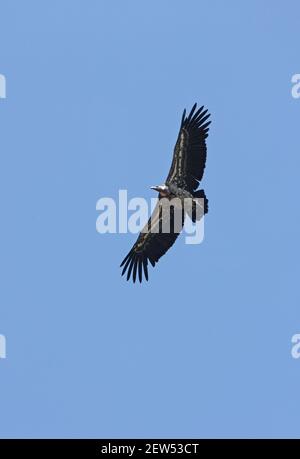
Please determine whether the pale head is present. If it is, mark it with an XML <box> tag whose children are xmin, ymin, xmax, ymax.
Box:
<box><xmin>150</xmin><ymin>184</ymin><xmax>169</xmax><ymax>196</ymax></box>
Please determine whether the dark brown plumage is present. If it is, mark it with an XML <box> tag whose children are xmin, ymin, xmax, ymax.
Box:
<box><xmin>120</xmin><ymin>103</ymin><xmax>211</xmax><ymax>283</ymax></box>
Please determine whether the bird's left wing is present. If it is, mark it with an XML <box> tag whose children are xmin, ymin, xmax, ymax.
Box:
<box><xmin>120</xmin><ymin>200</ymin><xmax>185</xmax><ymax>283</ymax></box>
<box><xmin>166</xmin><ymin>103</ymin><xmax>211</xmax><ymax>192</ymax></box>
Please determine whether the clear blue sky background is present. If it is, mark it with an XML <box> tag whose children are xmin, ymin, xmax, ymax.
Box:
<box><xmin>0</xmin><ymin>0</ymin><xmax>299</xmax><ymax>439</ymax></box>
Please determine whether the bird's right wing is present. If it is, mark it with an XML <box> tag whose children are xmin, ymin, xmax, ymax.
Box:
<box><xmin>166</xmin><ymin>103</ymin><xmax>211</xmax><ymax>192</ymax></box>
<box><xmin>120</xmin><ymin>200</ymin><xmax>185</xmax><ymax>283</ymax></box>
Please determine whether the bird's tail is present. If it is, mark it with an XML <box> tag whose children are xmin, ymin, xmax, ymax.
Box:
<box><xmin>189</xmin><ymin>189</ymin><xmax>208</xmax><ymax>222</ymax></box>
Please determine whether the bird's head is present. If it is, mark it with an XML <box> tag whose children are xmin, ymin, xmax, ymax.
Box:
<box><xmin>150</xmin><ymin>184</ymin><xmax>169</xmax><ymax>197</ymax></box>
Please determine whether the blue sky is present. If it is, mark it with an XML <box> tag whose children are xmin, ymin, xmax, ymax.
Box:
<box><xmin>0</xmin><ymin>0</ymin><xmax>300</xmax><ymax>438</ymax></box>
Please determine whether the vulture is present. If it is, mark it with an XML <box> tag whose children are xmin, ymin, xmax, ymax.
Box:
<box><xmin>120</xmin><ymin>103</ymin><xmax>211</xmax><ymax>282</ymax></box>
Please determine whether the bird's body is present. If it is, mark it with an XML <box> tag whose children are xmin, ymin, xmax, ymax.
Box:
<box><xmin>120</xmin><ymin>103</ymin><xmax>211</xmax><ymax>282</ymax></box>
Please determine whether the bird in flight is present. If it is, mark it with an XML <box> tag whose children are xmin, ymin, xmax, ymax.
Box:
<box><xmin>120</xmin><ymin>103</ymin><xmax>211</xmax><ymax>283</ymax></box>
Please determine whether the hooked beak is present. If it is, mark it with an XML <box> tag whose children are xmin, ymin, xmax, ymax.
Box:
<box><xmin>150</xmin><ymin>185</ymin><xmax>161</xmax><ymax>192</ymax></box>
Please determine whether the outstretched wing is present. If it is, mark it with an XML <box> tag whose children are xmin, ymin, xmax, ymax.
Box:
<box><xmin>120</xmin><ymin>201</ymin><xmax>185</xmax><ymax>283</ymax></box>
<box><xmin>166</xmin><ymin>103</ymin><xmax>211</xmax><ymax>192</ymax></box>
